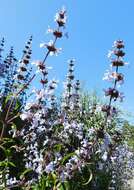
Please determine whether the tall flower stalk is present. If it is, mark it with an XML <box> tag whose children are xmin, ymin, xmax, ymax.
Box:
<box><xmin>0</xmin><ymin>7</ymin><xmax>133</xmax><ymax>190</ymax></box>
<box><xmin>17</xmin><ymin>7</ymin><xmax>68</xmax><ymax>187</ymax></box>
<box><xmin>102</xmin><ymin>40</ymin><xmax>133</xmax><ymax>190</ymax></box>
<box><xmin>103</xmin><ymin>40</ymin><xmax>126</xmax><ymax>130</ymax></box>
<box><xmin>37</xmin><ymin>7</ymin><xmax>67</xmax><ymax>89</ymax></box>
<box><xmin>62</xmin><ymin>59</ymin><xmax>81</xmax><ymax>121</ymax></box>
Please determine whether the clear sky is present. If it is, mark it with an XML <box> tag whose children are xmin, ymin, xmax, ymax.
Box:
<box><xmin>0</xmin><ymin>0</ymin><xmax>134</xmax><ymax>119</ymax></box>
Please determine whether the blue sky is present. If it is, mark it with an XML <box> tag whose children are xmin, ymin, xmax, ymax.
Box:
<box><xmin>0</xmin><ymin>0</ymin><xmax>134</xmax><ymax>119</ymax></box>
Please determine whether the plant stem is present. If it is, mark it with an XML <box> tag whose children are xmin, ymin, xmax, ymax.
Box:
<box><xmin>5</xmin><ymin>74</ymin><xmax>35</xmax><ymax>122</ymax></box>
<box><xmin>0</xmin><ymin>122</ymin><xmax>6</xmax><ymax>140</ymax></box>
<box><xmin>104</xmin><ymin>65</ymin><xmax>119</xmax><ymax>130</ymax></box>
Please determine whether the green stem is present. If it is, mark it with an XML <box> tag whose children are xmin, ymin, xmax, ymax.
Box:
<box><xmin>0</xmin><ymin>122</ymin><xmax>6</xmax><ymax>140</ymax></box>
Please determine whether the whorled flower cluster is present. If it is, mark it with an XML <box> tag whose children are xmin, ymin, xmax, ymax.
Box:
<box><xmin>101</xmin><ymin>40</ymin><xmax>134</xmax><ymax>190</ymax></box>
<box><xmin>102</xmin><ymin>40</ymin><xmax>127</xmax><ymax>123</ymax></box>
<box><xmin>0</xmin><ymin>7</ymin><xmax>133</xmax><ymax>190</ymax></box>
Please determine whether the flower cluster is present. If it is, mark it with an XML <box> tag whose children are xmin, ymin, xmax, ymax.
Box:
<box><xmin>101</xmin><ymin>40</ymin><xmax>134</xmax><ymax>190</ymax></box>
<box><xmin>62</xmin><ymin>59</ymin><xmax>81</xmax><ymax>118</ymax></box>
<box><xmin>0</xmin><ymin>8</ymin><xmax>133</xmax><ymax>190</ymax></box>
<box><xmin>16</xmin><ymin>36</ymin><xmax>32</xmax><ymax>82</ymax></box>
<box><xmin>107</xmin><ymin>144</ymin><xmax>134</xmax><ymax>190</ymax></box>
<box><xmin>102</xmin><ymin>40</ymin><xmax>127</xmax><ymax>121</ymax></box>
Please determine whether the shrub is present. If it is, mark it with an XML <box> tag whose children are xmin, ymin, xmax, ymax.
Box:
<box><xmin>0</xmin><ymin>7</ymin><xmax>133</xmax><ymax>190</ymax></box>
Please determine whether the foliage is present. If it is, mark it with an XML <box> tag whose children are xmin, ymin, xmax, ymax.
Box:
<box><xmin>0</xmin><ymin>7</ymin><xmax>133</xmax><ymax>190</ymax></box>
<box><xmin>122</xmin><ymin>121</ymin><xmax>134</xmax><ymax>150</ymax></box>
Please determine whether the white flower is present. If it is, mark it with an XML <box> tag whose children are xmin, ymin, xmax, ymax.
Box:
<box><xmin>67</xmin><ymin>58</ymin><xmax>75</xmax><ymax>64</ymax></box>
<box><xmin>46</xmin><ymin>26</ymin><xmax>53</xmax><ymax>34</ymax></box>
<box><xmin>75</xmin><ymin>149</ymin><xmax>80</xmax><ymax>156</ymax></box>
<box><xmin>102</xmin><ymin>151</ymin><xmax>108</xmax><ymax>161</ymax></box>
<box><xmin>107</xmin><ymin>50</ymin><xmax>114</xmax><ymax>59</ymax></box>
<box><xmin>45</xmin><ymin>162</ymin><xmax>54</xmax><ymax>173</ymax></box>
<box><xmin>81</xmin><ymin>139</ymin><xmax>88</xmax><ymax>148</ymax></box>
<box><xmin>47</xmin><ymin>40</ymin><xmax>54</xmax><ymax>46</ymax></box>
<box><xmin>70</xmin><ymin>156</ymin><xmax>79</xmax><ymax>164</ymax></box>
<box><xmin>40</xmin><ymin>43</ymin><xmax>45</xmax><ymax>48</ymax></box>
<box><xmin>32</xmin><ymin>118</ymin><xmax>39</xmax><ymax>128</ymax></box>
<box><xmin>54</xmin><ymin>7</ymin><xmax>67</xmax><ymax>26</ymax></box>
<box><xmin>124</xmin><ymin>62</ymin><xmax>129</xmax><ymax>65</ymax></box>
<box><xmin>111</xmin><ymin>156</ymin><xmax>117</xmax><ymax>163</ymax></box>
<box><xmin>95</xmin><ymin>105</ymin><xmax>102</xmax><ymax>112</ymax></box>
<box><xmin>104</xmin><ymin>132</ymin><xmax>111</xmax><ymax>147</ymax></box>
<box><xmin>25</xmin><ymin>102</ymin><xmax>34</xmax><ymax>110</ymax></box>
<box><xmin>113</xmin><ymin>40</ymin><xmax>124</xmax><ymax>48</ymax></box>
<box><xmin>103</xmin><ymin>69</ymin><xmax>113</xmax><ymax>81</ymax></box>
<box><xmin>33</xmin><ymin>89</ymin><xmax>45</xmax><ymax>100</ymax></box>
<box><xmin>40</xmin><ymin>40</ymin><xmax>62</xmax><ymax>56</ymax></box>
<box><xmin>7</xmin><ymin>177</ymin><xmax>17</xmax><ymax>186</ymax></box>
<box><xmin>98</xmin><ymin>163</ymin><xmax>104</xmax><ymax>170</ymax></box>
<box><xmin>87</xmin><ymin>128</ymin><xmax>95</xmax><ymax>136</ymax></box>
<box><xmin>31</xmin><ymin>60</ymin><xmax>41</xmax><ymax>66</ymax></box>
<box><xmin>50</xmin><ymin>47</ymin><xmax>62</xmax><ymax>56</ymax></box>
<box><xmin>20</xmin><ymin>112</ymin><xmax>33</xmax><ymax>120</ymax></box>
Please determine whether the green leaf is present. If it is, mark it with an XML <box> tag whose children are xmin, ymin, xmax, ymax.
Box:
<box><xmin>0</xmin><ymin>161</ymin><xmax>6</xmax><ymax>167</ymax></box>
<box><xmin>0</xmin><ymin>161</ymin><xmax>15</xmax><ymax>167</ymax></box>
<box><xmin>58</xmin><ymin>181</ymin><xmax>70</xmax><ymax>190</ymax></box>
<box><xmin>11</xmin><ymin>123</ymin><xmax>17</xmax><ymax>130</ymax></box>
<box><xmin>8</xmin><ymin>161</ymin><xmax>16</xmax><ymax>167</ymax></box>
<box><xmin>14</xmin><ymin>99</ymin><xmax>21</xmax><ymax>111</ymax></box>
<box><xmin>2</xmin><ymin>138</ymin><xmax>15</xmax><ymax>145</ymax></box>
<box><xmin>51</xmin><ymin>172</ymin><xmax>57</xmax><ymax>181</ymax></box>
<box><xmin>82</xmin><ymin>168</ymin><xmax>93</xmax><ymax>185</ymax></box>
<box><xmin>54</xmin><ymin>144</ymin><xmax>63</xmax><ymax>152</ymax></box>
<box><xmin>5</xmin><ymin>94</ymin><xmax>13</xmax><ymax>104</ymax></box>
<box><xmin>20</xmin><ymin>168</ymin><xmax>33</xmax><ymax>179</ymax></box>
<box><xmin>61</xmin><ymin>152</ymin><xmax>77</xmax><ymax>165</ymax></box>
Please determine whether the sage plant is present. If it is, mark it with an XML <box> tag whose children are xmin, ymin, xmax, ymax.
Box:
<box><xmin>102</xmin><ymin>40</ymin><xmax>133</xmax><ymax>190</ymax></box>
<box><xmin>103</xmin><ymin>40</ymin><xmax>126</xmax><ymax>127</ymax></box>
